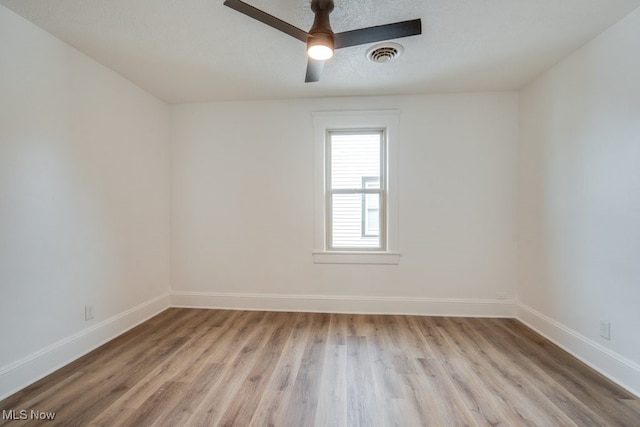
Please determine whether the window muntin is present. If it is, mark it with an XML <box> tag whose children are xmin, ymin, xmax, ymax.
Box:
<box><xmin>326</xmin><ymin>130</ymin><xmax>385</xmax><ymax>250</ymax></box>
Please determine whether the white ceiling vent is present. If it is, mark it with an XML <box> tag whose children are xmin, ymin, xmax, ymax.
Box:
<box><xmin>366</xmin><ymin>42</ymin><xmax>404</xmax><ymax>63</ymax></box>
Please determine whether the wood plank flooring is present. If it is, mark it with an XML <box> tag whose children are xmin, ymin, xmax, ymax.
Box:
<box><xmin>1</xmin><ymin>308</ymin><xmax>639</xmax><ymax>426</ymax></box>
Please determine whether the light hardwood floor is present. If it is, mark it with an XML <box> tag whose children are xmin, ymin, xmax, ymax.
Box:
<box><xmin>1</xmin><ymin>308</ymin><xmax>639</xmax><ymax>426</ymax></box>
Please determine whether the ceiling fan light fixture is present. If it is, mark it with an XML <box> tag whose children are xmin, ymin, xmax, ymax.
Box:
<box><xmin>307</xmin><ymin>33</ymin><xmax>335</xmax><ymax>60</ymax></box>
<box><xmin>307</xmin><ymin>44</ymin><xmax>333</xmax><ymax>60</ymax></box>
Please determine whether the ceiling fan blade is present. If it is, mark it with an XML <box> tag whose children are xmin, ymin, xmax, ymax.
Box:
<box><xmin>334</xmin><ymin>19</ymin><xmax>422</xmax><ymax>49</ymax></box>
<box><xmin>305</xmin><ymin>58</ymin><xmax>325</xmax><ymax>82</ymax></box>
<box><xmin>223</xmin><ymin>0</ymin><xmax>309</xmax><ymax>43</ymax></box>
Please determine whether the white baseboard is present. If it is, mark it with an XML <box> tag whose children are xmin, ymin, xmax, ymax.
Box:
<box><xmin>170</xmin><ymin>291</ymin><xmax>516</xmax><ymax>318</ymax></box>
<box><xmin>516</xmin><ymin>302</ymin><xmax>640</xmax><ymax>398</ymax></box>
<box><xmin>0</xmin><ymin>293</ymin><xmax>170</xmax><ymax>401</ymax></box>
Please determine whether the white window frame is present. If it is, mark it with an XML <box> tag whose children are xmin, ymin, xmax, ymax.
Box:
<box><xmin>313</xmin><ymin>110</ymin><xmax>400</xmax><ymax>265</ymax></box>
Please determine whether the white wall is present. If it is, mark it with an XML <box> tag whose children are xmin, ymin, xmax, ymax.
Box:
<box><xmin>0</xmin><ymin>6</ymin><xmax>170</xmax><ymax>398</ymax></box>
<box><xmin>170</xmin><ymin>93</ymin><xmax>519</xmax><ymax>314</ymax></box>
<box><xmin>518</xmin><ymin>7</ymin><xmax>640</xmax><ymax>394</ymax></box>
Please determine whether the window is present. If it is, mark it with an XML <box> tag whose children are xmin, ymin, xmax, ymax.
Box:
<box><xmin>313</xmin><ymin>111</ymin><xmax>400</xmax><ymax>264</ymax></box>
<box><xmin>327</xmin><ymin>131</ymin><xmax>384</xmax><ymax>249</ymax></box>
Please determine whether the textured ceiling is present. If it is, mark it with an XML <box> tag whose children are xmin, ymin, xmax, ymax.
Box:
<box><xmin>1</xmin><ymin>0</ymin><xmax>639</xmax><ymax>103</ymax></box>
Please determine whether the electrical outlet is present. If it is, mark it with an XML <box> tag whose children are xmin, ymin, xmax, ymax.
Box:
<box><xmin>85</xmin><ymin>305</ymin><xmax>94</xmax><ymax>321</ymax></box>
<box><xmin>599</xmin><ymin>320</ymin><xmax>611</xmax><ymax>340</ymax></box>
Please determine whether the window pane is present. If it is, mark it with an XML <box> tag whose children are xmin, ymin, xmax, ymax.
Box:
<box><xmin>330</xmin><ymin>133</ymin><xmax>381</xmax><ymax>190</ymax></box>
<box><xmin>331</xmin><ymin>193</ymin><xmax>380</xmax><ymax>249</ymax></box>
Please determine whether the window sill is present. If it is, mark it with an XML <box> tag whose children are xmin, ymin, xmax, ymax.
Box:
<box><xmin>312</xmin><ymin>251</ymin><xmax>401</xmax><ymax>265</ymax></box>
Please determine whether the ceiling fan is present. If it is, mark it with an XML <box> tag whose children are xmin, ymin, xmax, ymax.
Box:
<box><xmin>223</xmin><ymin>0</ymin><xmax>422</xmax><ymax>82</ymax></box>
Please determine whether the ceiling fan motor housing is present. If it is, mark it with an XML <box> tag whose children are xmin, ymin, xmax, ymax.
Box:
<box><xmin>308</xmin><ymin>0</ymin><xmax>335</xmax><ymax>50</ymax></box>
<box><xmin>310</xmin><ymin>0</ymin><xmax>335</xmax><ymax>29</ymax></box>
